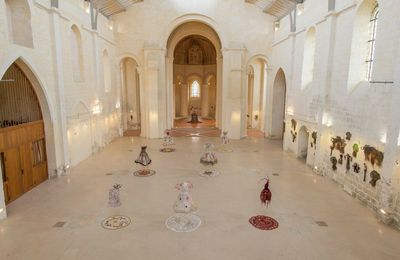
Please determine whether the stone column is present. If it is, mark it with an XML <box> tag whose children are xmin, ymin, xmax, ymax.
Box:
<box><xmin>180</xmin><ymin>84</ymin><xmax>188</xmax><ymax>117</ymax></box>
<box><xmin>201</xmin><ymin>84</ymin><xmax>209</xmax><ymax>118</ymax></box>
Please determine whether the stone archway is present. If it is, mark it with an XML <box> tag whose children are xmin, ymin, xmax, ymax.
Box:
<box><xmin>270</xmin><ymin>68</ymin><xmax>287</xmax><ymax>139</ymax></box>
<box><xmin>166</xmin><ymin>21</ymin><xmax>223</xmax><ymax>132</ymax></box>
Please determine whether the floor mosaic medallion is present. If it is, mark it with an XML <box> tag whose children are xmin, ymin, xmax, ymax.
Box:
<box><xmin>133</xmin><ymin>169</ymin><xmax>156</xmax><ymax>177</ymax></box>
<box><xmin>101</xmin><ymin>215</ymin><xmax>131</xmax><ymax>230</ymax></box>
<box><xmin>165</xmin><ymin>213</ymin><xmax>202</xmax><ymax>233</ymax></box>
<box><xmin>249</xmin><ymin>215</ymin><xmax>279</xmax><ymax>231</ymax></box>
<box><xmin>160</xmin><ymin>148</ymin><xmax>176</xmax><ymax>153</ymax></box>
<box><xmin>199</xmin><ymin>170</ymin><xmax>219</xmax><ymax>177</ymax></box>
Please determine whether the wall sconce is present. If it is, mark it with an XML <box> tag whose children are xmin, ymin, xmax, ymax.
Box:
<box><xmin>108</xmin><ymin>20</ymin><xmax>114</xmax><ymax>30</ymax></box>
<box><xmin>0</xmin><ymin>208</ymin><xmax>4</xmax><ymax>214</ymax></box>
<box><xmin>297</xmin><ymin>3</ymin><xmax>305</xmax><ymax>15</ymax></box>
<box><xmin>287</xmin><ymin>107</ymin><xmax>294</xmax><ymax>116</ymax></box>
<box><xmin>115</xmin><ymin>101</ymin><xmax>121</xmax><ymax>109</ymax></box>
<box><xmin>83</xmin><ymin>0</ymin><xmax>90</xmax><ymax>13</ymax></box>
<box><xmin>92</xmin><ymin>102</ymin><xmax>102</xmax><ymax>115</ymax></box>
<box><xmin>380</xmin><ymin>132</ymin><xmax>387</xmax><ymax>144</ymax></box>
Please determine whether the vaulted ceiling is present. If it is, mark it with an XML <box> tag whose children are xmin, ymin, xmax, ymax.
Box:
<box><xmin>86</xmin><ymin>0</ymin><xmax>143</xmax><ymax>17</ymax></box>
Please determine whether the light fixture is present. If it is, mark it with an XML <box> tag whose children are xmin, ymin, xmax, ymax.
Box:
<box><xmin>297</xmin><ymin>3</ymin><xmax>305</xmax><ymax>15</ymax></box>
<box><xmin>380</xmin><ymin>209</ymin><xmax>387</xmax><ymax>215</ymax></box>
<box><xmin>0</xmin><ymin>208</ymin><xmax>4</xmax><ymax>213</ymax></box>
<box><xmin>83</xmin><ymin>0</ymin><xmax>90</xmax><ymax>14</ymax></box>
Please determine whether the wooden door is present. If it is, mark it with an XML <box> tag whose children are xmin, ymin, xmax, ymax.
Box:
<box><xmin>3</xmin><ymin>148</ymin><xmax>23</xmax><ymax>202</ymax></box>
<box><xmin>19</xmin><ymin>143</ymin><xmax>34</xmax><ymax>192</ymax></box>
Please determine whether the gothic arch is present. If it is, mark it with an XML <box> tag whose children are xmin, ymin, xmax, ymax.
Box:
<box><xmin>270</xmin><ymin>68</ymin><xmax>287</xmax><ymax>139</ymax></box>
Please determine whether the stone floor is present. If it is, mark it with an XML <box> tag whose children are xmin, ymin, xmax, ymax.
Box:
<box><xmin>0</xmin><ymin>137</ymin><xmax>399</xmax><ymax>260</ymax></box>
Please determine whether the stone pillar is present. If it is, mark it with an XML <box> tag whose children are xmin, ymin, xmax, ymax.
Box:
<box><xmin>180</xmin><ymin>84</ymin><xmax>188</xmax><ymax>117</ymax></box>
<box><xmin>201</xmin><ymin>84</ymin><xmax>209</xmax><ymax>118</ymax></box>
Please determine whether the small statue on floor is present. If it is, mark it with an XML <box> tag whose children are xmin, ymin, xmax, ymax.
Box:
<box><xmin>221</xmin><ymin>131</ymin><xmax>230</xmax><ymax>145</ymax></box>
<box><xmin>134</xmin><ymin>146</ymin><xmax>155</xmax><ymax>176</ymax></box>
<box><xmin>260</xmin><ymin>177</ymin><xmax>272</xmax><ymax>207</ymax></box>
<box><xmin>108</xmin><ymin>184</ymin><xmax>122</xmax><ymax>207</ymax></box>
<box><xmin>200</xmin><ymin>143</ymin><xmax>219</xmax><ymax>176</ymax></box>
<box><xmin>173</xmin><ymin>181</ymin><xmax>197</xmax><ymax>213</ymax></box>
<box><xmin>163</xmin><ymin>129</ymin><xmax>175</xmax><ymax>146</ymax></box>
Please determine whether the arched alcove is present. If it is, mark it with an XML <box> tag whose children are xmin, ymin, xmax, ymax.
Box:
<box><xmin>270</xmin><ymin>68</ymin><xmax>287</xmax><ymax>139</ymax></box>
<box><xmin>0</xmin><ymin>60</ymin><xmax>52</xmax><ymax>206</ymax></box>
<box><xmin>70</xmin><ymin>25</ymin><xmax>84</xmax><ymax>81</ymax></box>
<box><xmin>245</xmin><ymin>56</ymin><xmax>268</xmax><ymax>137</ymax></box>
<box><xmin>120</xmin><ymin>57</ymin><xmax>141</xmax><ymax>136</ymax></box>
<box><xmin>5</xmin><ymin>0</ymin><xmax>33</xmax><ymax>48</ymax></box>
<box><xmin>297</xmin><ymin>126</ymin><xmax>309</xmax><ymax>161</ymax></box>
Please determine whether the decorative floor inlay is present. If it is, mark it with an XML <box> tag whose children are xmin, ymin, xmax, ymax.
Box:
<box><xmin>133</xmin><ymin>169</ymin><xmax>156</xmax><ymax>177</ymax></box>
<box><xmin>315</xmin><ymin>221</ymin><xmax>328</xmax><ymax>227</ymax></box>
<box><xmin>53</xmin><ymin>221</ymin><xmax>67</xmax><ymax>228</ymax></box>
<box><xmin>101</xmin><ymin>215</ymin><xmax>131</xmax><ymax>230</ymax></box>
<box><xmin>165</xmin><ymin>213</ymin><xmax>202</xmax><ymax>233</ymax></box>
<box><xmin>160</xmin><ymin>148</ymin><xmax>176</xmax><ymax>153</ymax></box>
<box><xmin>215</xmin><ymin>147</ymin><xmax>234</xmax><ymax>153</ymax></box>
<box><xmin>199</xmin><ymin>170</ymin><xmax>219</xmax><ymax>177</ymax></box>
<box><xmin>272</xmin><ymin>173</ymin><xmax>280</xmax><ymax>176</ymax></box>
<box><xmin>249</xmin><ymin>215</ymin><xmax>279</xmax><ymax>231</ymax></box>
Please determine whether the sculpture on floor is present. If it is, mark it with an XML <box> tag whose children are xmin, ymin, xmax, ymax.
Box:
<box><xmin>221</xmin><ymin>131</ymin><xmax>230</xmax><ymax>145</ymax></box>
<box><xmin>134</xmin><ymin>146</ymin><xmax>155</xmax><ymax>176</ymax></box>
<box><xmin>165</xmin><ymin>181</ymin><xmax>201</xmax><ymax>232</ymax></box>
<box><xmin>188</xmin><ymin>107</ymin><xmax>201</xmax><ymax>123</ymax></box>
<box><xmin>108</xmin><ymin>184</ymin><xmax>122</xmax><ymax>207</ymax></box>
<box><xmin>160</xmin><ymin>129</ymin><xmax>175</xmax><ymax>152</ymax></box>
<box><xmin>200</xmin><ymin>143</ymin><xmax>219</xmax><ymax>176</ymax></box>
<box><xmin>260</xmin><ymin>177</ymin><xmax>272</xmax><ymax>207</ymax></box>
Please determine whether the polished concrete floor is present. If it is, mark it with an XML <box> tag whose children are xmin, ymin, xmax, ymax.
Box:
<box><xmin>1</xmin><ymin>137</ymin><xmax>399</xmax><ymax>260</ymax></box>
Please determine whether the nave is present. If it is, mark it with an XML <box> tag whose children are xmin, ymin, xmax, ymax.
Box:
<box><xmin>0</xmin><ymin>137</ymin><xmax>399</xmax><ymax>260</ymax></box>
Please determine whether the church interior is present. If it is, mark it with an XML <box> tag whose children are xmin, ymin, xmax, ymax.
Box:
<box><xmin>1</xmin><ymin>0</ymin><xmax>400</xmax><ymax>259</ymax></box>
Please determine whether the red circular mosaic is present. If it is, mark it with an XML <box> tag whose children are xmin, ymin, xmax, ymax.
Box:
<box><xmin>249</xmin><ymin>215</ymin><xmax>279</xmax><ymax>231</ymax></box>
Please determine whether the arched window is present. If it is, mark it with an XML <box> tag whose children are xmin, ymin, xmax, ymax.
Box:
<box><xmin>5</xmin><ymin>0</ymin><xmax>33</xmax><ymax>47</ymax></box>
<box><xmin>71</xmin><ymin>25</ymin><xmax>84</xmax><ymax>81</ymax></box>
<box><xmin>348</xmin><ymin>0</ymin><xmax>378</xmax><ymax>89</ymax></box>
<box><xmin>190</xmin><ymin>81</ymin><xmax>200</xmax><ymax>98</ymax></box>
<box><xmin>301</xmin><ymin>27</ymin><xmax>316</xmax><ymax>89</ymax></box>
<box><xmin>366</xmin><ymin>5</ymin><xmax>379</xmax><ymax>81</ymax></box>
<box><xmin>103</xmin><ymin>49</ymin><xmax>112</xmax><ymax>92</ymax></box>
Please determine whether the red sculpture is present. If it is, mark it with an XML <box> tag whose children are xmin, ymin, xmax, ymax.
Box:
<box><xmin>260</xmin><ymin>177</ymin><xmax>272</xmax><ymax>206</ymax></box>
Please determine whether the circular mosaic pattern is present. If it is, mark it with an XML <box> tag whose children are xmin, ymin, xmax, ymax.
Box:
<box><xmin>249</xmin><ymin>215</ymin><xmax>279</xmax><ymax>231</ymax></box>
<box><xmin>101</xmin><ymin>215</ymin><xmax>131</xmax><ymax>230</ymax></box>
<box><xmin>160</xmin><ymin>148</ymin><xmax>176</xmax><ymax>153</ymax></box>
<box><xmin>165</xmin><ymin>213</ymin><xmax>202</xmax><ymax>233</ymax></box>
<box><xmin>199</xmin><ymin>170</ymin><xmax>219</xmax><ymax>177</ymax></box>
<box><xmin>216</xmin><ymin>147</ymin><xmax>233</xmax><ymax>153</ymax></box>
<box><xmin>133</xmin><ymin>169</ymin><xmax>156</xmax><ymax>177</ymax></box>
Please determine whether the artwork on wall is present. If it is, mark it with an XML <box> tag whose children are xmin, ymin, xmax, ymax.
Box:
<box><xmin>330</xmin><ymin>156</ymin><xmax>338</xmax><ymax>171</ymax></box>
<box><xmin>330</xmin><ymin>136</ymin><xmax>347</xmax><ymax>155</ymax></box>
<box><xmin>345</xmin><ymin>132</ymin><xmax>352</xmax><ymax>141</ymax></box>
<box><xmin>362</xmin><ymin>145</ymin><xmax>384</xmax><ymax>167</ymax></box>
<box><xmin>363</xmin><ymin>163</ymin><xmax>368</xmax><ymax>182</ymax></box>
<box><xmin>369</xmin><ymin>170</ymin><xmax>381</xmax><ymax>187</ymax></box>
<box><xmin>290</xmin><ymin>119</ymin><xmax>297</xmax><ymax>142</ymax></box>
<box><xmin>338</xmin><ymin>154</ymin><xmax>343</xmax><ymax>165</ymax></box>
<box><xmin>352</xmin><ymin>163</ymin><xmax>360</xmax><ymax>173</ymax></box>
<box><xmin>345</xmin><ymin>154</ymin><xmax>352</xmax><ymax>173</ymax></box>
<box><xmin>352</xmin><ymin>143</ymin><xmax>359</xmax><ymax>158</ymax></box>
<box><xmin>310</xmin><ymin>131</ymin><xmax>317</xmax><ymax>148</ymax></box>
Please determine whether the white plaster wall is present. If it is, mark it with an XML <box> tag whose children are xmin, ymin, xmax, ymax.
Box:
<box><xmin>273</xmin><ymin>0</ymin><xmax>400</xmax><ymax>227</ymax></box>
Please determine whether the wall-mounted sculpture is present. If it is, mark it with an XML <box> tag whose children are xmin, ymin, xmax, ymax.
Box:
<box><xmin>345</xmin><ymin>153</ymin><xmax>352</xmax><ymax>172</ymax></box>
<box><xmin>363</xmin><ymin>163</ymin><xmax>368</xmax><ymax>182</ymax></box>
<box><xmin>291</xmin><ymin>119</ymin><xmax>297</xmax><ymax>131</ymax></box>
<box><xmin>352</xmin><ymin>163</ymin><xmax>360</xmax><ymax>173</ymax></box>
<box><xmin>369</xmin><ymin>170</ymin><xmax>381</xmax><ymax>187</ymax></box>
<box><xmin>362</xmin><ymin>145</ymin><xmax>384</xmax><ymax>167</ymax></box>
<box><xmin>330</xmin><ymin>136</ymin><xmax>346</xmax><ymax>155</ymax></box>
<box><xmin>291</xmin><ymin>131</ymin><xmax>297</xmax><ymax>142</ymax></box>
<box><xmin>345</xmin><ymin>132</ymin><xmax>352</xmax><ymax>141</ymax></box>
<box><xmin>330</xmin><ymin>157</ymin><xmax>338</xmax><ymax>171</ymax></box>
<box><xmin>352</xmin><ymin>143</ymin><xmax>359</xmax><ymax>158</ymax></box>
<box><xmin>311</xmin><ymin>131</ymin><xmax>317</xmax><ymax>148</ymax></box>
<box><xmin>338</xmin><ymin>154</ymin><xmax>343</xmax><ymax>165</ymax></box>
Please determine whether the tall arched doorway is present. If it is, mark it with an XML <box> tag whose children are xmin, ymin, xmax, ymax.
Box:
<box><xmin>298</xmin><ymin>126</ymin><xmax>309</xmax><ymax>162</ymax></box>
<box><xmin>120</xmin><ymin>57</ymin><xmax>141</xmax><ymax>136</ymax></box>
<box><xmin>0</xmin><ymin>62</ymin><xmax>49</xmax><ymax>205</ymax></box>
<box><xmin>166</xmin><ymin>22</ymin><xmax>222</xmax><ymax>135</ymax></box>
<box><xmin>245</xmin><ymin>57</ymin><xmax>268</xmax><ymax>138</ymax></box>
<box><xmin>270</xmin><ymin>68</ymin><xmax>287</xmax><ymax>139</ymax></box>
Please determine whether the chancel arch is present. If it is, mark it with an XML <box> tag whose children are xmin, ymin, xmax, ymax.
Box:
<box><xmin>166</xmin><ymin>21</ymin><xmax>222</xmax><ymax>130</ymax></box>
